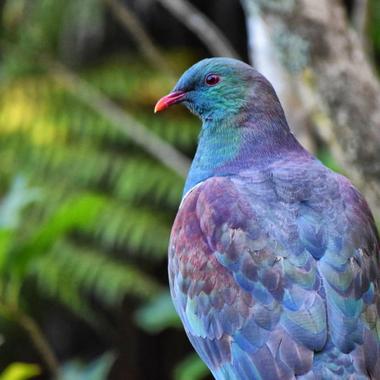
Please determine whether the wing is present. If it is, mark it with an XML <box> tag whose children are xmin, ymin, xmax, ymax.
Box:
<box><xmin>169</xmin><ymin>163</ymin><xmax>380</xmax><ymax>380</ymax></box>
<box><xmin>317</xmin><ymin>176</ymin><xmax>380</xmax><ymax>378</ymax></box>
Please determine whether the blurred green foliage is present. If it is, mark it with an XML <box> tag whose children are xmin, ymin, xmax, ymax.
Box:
<box><xmin>0</xmin><ymin>54</ymin><xmax>202</xmax><ymax>378</ymax></box>
<box><xmin>58</xmin><ymin>353</ymin><xmax>115</xmax><ymax>380</ymax></box>
<box><xmin>173</xmin><ymin>354</ymin><xmax>209</xmax><ymax>380</ymax></box>
<box><xmin>134</xmin><ymin>291</ymin><xmax>182</xmax><ymax>334</ymax></box>
<box><xmin>0</xmin><ymin>57</ymin><xmax>193</xmax><ymax>311</ymax></box>
<box><xmin>0</xmin><ymin>0</ymin><xmax>204</xmax><ymax>378</ymax></box>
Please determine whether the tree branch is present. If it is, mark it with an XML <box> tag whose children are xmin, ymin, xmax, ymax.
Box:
<box><xmin>0</xmin><ymin>304</ymin><xmax>59</xmax><ymax>377</ymax></box>
<box><xmin>16</xmin><ymin>310</ymin><xmax>60</xmax><ymax>377</ymax></box>
<box><xmin>156</xmin><ymin>0</ymin><xmax>240</xmax><ymax>58</ymax></box>
<box><xmin>47</xmin><ymin>62</ymin><xmax>190</xmax><ymax>179</ymax></box>
<box><xmin>104</xmin><ymin>0</ymin><xmax>175</xmax><ymax>78</ymax></box>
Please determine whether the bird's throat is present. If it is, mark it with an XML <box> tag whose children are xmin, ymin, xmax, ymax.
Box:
<box><xmin>183</xmin><ymin>122</ymin><xmax>240</xmax><ymax>195</ymax></box>
<box><xmin>183</xmin><ymin>114</ymin><xmax>303</xmax><ymax>197</ymax></box>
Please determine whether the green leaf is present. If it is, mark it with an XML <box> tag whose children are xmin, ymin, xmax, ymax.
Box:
<box><xmin>0</xmin><ymin>363</ymin><xmax>40</xmax><ymax>380</ymax></box>
<box><xmin>0</xmin><ymin>176</ymin><xmax>39</xmax><ymax>230</ymax></box>
<box><xmin>7</xmin><ymin>192</ymin><xmax>106</xmax><ymax>277</ymax></box>
<box><xmin>174</xmin><ymin>354</ymin><xmax>209</xmax><ymax>380</ymax></box>
<box><xmin>0</xmin><ymin>230</ymin><xmax>13</xmax><ymax>272</ymax></box>
<box><xmin>317</xmin><ymin>149</ymin><xmax>344</xmax><ymax>174</ymax></box>
<box><xmin>59</xmin><ymin>352</ymin><xmax>115</xmax><ymax>380</ymax></box>
<box><xmin>135</xmin><ymin>291</ymin><xmax>181</xmax><ymax>333</ymax></box>
<box><xmin>32</xmin><ymin>240</ymin><xmax>160</xmax><ymax>310</ymax></box>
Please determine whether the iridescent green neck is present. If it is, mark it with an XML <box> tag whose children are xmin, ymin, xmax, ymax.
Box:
<box><xmin>183</xmin><ymin>120</ymin><xmax>241</xmax><ymax>195</ymax></box>
<box><xmin>183</xmin><ymin>111</ymin><xmax>303</xmax><ymax>197</ymax></box>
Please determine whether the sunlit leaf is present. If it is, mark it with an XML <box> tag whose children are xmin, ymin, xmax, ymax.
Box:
<box><xmin>135</xmin><ymin>291</ymin><xmax>181</xmax><ymax>333</ymax></box>
<box><xmin>174</xmin><ymin>354</ymin><xmax>209</xmax><ymax>380</ymax></box>
<box><xmin>0</xmin><ymin>363</ymin><xmax>40</xmax><ymax>380</ymax></box>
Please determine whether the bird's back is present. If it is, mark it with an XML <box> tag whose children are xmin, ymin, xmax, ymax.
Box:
<box><xmin>169</xmin><ymin>154</ymin><xmax>380</xmax><ymax>379</ymax></box>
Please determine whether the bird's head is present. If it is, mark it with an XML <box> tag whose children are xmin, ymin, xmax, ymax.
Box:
<box><xmin>155</xmin><ymin>58</ymin><xmax>299</xmax><ymax>194</ymax></box>
<box><xmin>154</xmin><ymin>57</ymin><xmax>280</xmax><ymax>123</ymax></box>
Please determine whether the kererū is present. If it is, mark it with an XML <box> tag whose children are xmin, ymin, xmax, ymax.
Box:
<box><xmin>155</xmin><ymin>58</ymin><xmax>380</xmax><ymax>379</ymax></box>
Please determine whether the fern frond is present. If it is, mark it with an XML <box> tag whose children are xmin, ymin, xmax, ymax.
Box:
<box><xmin>0</xmin><ymin>79</ymin><xmax>131</xmax><ymax>146</ymax></box>
<box><xmin>82</xmin><ymin>200</ymin><xmax>171</xmax><ymax>257</ymax></box>
<box><xmin>112</xmin><ymin>158</ymin><xmax>183</xmax><ymax>207</ymax></box>
<box><xmin>9</xmin><ymin>192</ymin><xmax>106</xmax><ymax>276</ymax></box>
<box><xmin>32</xmin><ymin>239</ymin><xmax>160</xmax><ymax>307</ymax></box>
<box><xmin>0</xmin><ymin>52</ymin><xmax>196</xmax><ymax>322</ymax></box>
<box><xmin>23</xmin><ymin>142</ymin><xmax>126</xmax><ymax>189</ymax></box>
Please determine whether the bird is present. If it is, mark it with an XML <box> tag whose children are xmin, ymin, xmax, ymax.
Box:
<box><xmin>154</xmin><ymin>58</ymin><xmax>380</xmax><ymax>379</ymax></box>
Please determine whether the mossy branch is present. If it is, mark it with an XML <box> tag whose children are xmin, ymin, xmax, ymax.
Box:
<box><xmin>156</xmin><ymin>0</ymin><xmax>240</xmax><ymax>59</ymax></box>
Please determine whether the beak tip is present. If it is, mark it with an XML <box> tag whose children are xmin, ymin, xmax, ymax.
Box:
<box><xmin>154</xmin><ymin>100</ymin><xmax>166</xmax><ymax>114</ymax></box>
<box><xmin>154</xmin><ymin>91</ymin><xmax>186</xmax><ymax>114</ymax></box>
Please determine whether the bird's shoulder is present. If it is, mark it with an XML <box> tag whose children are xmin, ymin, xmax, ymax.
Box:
<box><xmin>175</xmin><ymin>156</ymin><xmax>344</xmax><ymax>237</ymax></box>
<box><xmin>173</xmin><ymin>155</ymin><xmax>379</xmax><ymax>256</ymax></box>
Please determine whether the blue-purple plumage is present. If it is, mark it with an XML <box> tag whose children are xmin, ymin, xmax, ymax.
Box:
<box><xmin>169</xmin><ymin>159</ymin><xmax>380</xmax><ymax>379</ymax></box>
<box><xmin>158</xmin><ymin>58</ymin><xmax>380</xmax><ymax>379</ymax></box>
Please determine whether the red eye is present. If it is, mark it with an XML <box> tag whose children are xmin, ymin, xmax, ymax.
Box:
<box><xmin>205</xmin><ymin>74</ymin><xmax>220</xmax><ymax>86</ymax></box>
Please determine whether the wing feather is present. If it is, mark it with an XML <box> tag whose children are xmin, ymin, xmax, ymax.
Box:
<box><xmin>169</xmin><ymin>163</ymin><xmax>380</xmax><ymax>379</ymax></box>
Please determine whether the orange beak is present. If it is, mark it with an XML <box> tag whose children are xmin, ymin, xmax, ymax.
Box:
<box><xmin>154</xmin><ymin>91</ymin><xmax>186</xmax><ymax>113</ymax></box>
